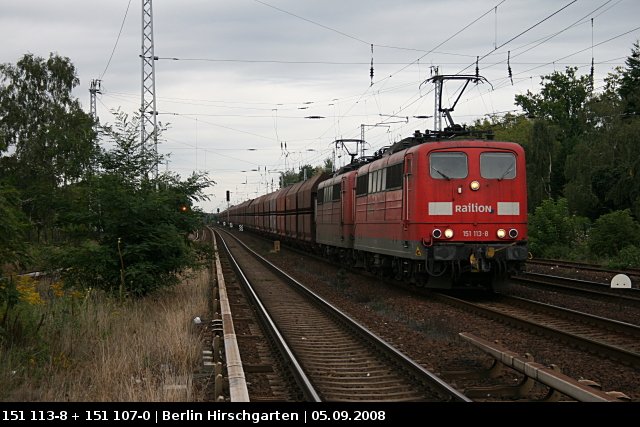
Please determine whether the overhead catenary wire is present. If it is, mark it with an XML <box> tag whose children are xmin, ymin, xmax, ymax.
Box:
<box><xmin>466</xmin><ymin>0</ymin><xmax>617</xmax><ymax>75</ymax></box>
<box><xmin>447</xmin><ymin>1</ymin><xmax>633</xmax><ymax>111</ymax></box>
<box><xmin>366</xmin><ymin>1</ymin><xmax>637</xmax><ymax>149</ymax></box>
<box><xmin>307</xmin><ymin>0</ymin><xmax>510</xmax><ymax>153</ymax></box>
<box><xmin>456</xmin><ymin>0</ymin><xmax>579</xmax><ymax>76</ymax></box>
<box><xmin>99</xmin><ymin>0</ymin><xmax>133</xmax><ymax>80</ymax></box>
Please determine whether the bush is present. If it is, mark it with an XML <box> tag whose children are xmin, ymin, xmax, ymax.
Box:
<box><xmin>45</xmin><ymin>109</ymin><xmax>214</xmax><ymax>298</ymax></box>
<box><xmin>52</xmin><ymin>175</ymin><xmax>210</xmax><ymax>297</ymax></box>
<box><xmin>608</xmin><ymin>245</ymin><xmax>640</xmax><ymax>269</ymax></box>
<box><xmin>528</xmin><ymin>198</ymin><xmax>589</xmax><ymax>258</ymax></box>
<box><xmin>588</xmin><ymin>209</ymin><xmax>640</xmax><ymax>257</ymax></box>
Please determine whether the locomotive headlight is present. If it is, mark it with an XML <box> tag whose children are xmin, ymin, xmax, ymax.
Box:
<box><xmin>470</xmin><ymin>181</ymin><xmax>480</xmax><ymax>191</ymax></box>
<box><xmin>444</xmin><ymin>228</ymin><xmax>454</xmax><ymax>239</ymax></box>
<box><xmin>432</xmin><ymin>229</ymin><xmax>442</xmax><ymax>239</ymax></box>
<box><xmin>509</xmin><ymin>228</ymin><xmax>518</xmax><ymax>238</ymax></box>
<box><xmin>497</xmin><ymin>228</ymin><xmax>506</xmax><ymax>239</ymax></box>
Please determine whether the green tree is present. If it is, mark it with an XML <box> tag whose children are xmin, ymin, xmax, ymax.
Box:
<box><xmin>588</xmin><ymin>209</ymin><xmax>640</xmax><ymax>257</ymax></box>
<box><xmin>528</xmin><ymin>198</ymin><xmax>589</xmax><ymax>259</ymax></box>
<box><xmin>515</xmin><ymin>66</ymin><xmax>591</xmax><ymax>140</ymax></box>
<box><xmin>526</xmin><ymin>120</ymin><xmax>559</xmax><ymax>208</ymax></box>
<box><xmin>618</xmin><ymin>40</ymin><xmax>640</xmax><ymax>116</ymax></box>
<box><xmin>515</xmin><ymin>67</ymin><xmax>592</xmax><ymax>201</ymax></box>
<box><xmin>563</xmin><ymin>142</ymin><xmax>603</xmax><ymax>218</ymax></box>
<box><xmin>563</xmin><ymin>43</ymin><xmax>640</xmax><ymax>219</ymax></box>
<box><xmin>0</xmin><ymin>53</ymin><xmax>98</xmax><ymax>241</ymax></box>
<box><xmin>0</xmin><ymin>184</ymin><xmax>28</xmax><ymax>270</ymax></box>
<box><xmin>488</xmin><ymin>113</ymin><xmax>533</xmax><ymax>148</ymax></box>
<box><xmin>321</xmin><ymin>157</ymin><xmax>334</xmax><ymax>175</ymax></box>
<box><xmin>98</xmin><ymin>108</ymin><xmax>163</xmax><ymax>183</ymax></box>
<box><xmin>0</xmin><ymin>183</ymin><xmax>28</xmax><ymax>329</ymax></box>
<box><xmin>279</xmin><ymin>157</ymin><xmax>335</xmax><ymax>188</ymax></box>
<box><xmin>53</xmin><ymin>111</ymin><xmax>213</xmax><ymax>297</ymax></box>
<box><xmin>297</xmin><ymin>164</ymin><xmax>315</xmax><ymax>182</ymax></box>
<box><xmin>279</xmin><ymin>169</ymin><xmax>300</xmax><ymax>187</ymax></box>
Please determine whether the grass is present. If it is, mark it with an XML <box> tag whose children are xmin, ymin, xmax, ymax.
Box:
<box><xmin>0</xmin><ymin>268</ymin><xmax>210</xmax><ymax>402</ymax></box>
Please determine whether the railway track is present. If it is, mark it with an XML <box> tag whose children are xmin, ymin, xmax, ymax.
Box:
<box><xmin>213</xmin><ymin>237</ymin><xmax>298</xmax><ymax>402</ymax></box>
<box><xmin>435</xmin><ymin>292</ymin><xmax>640</xmax><ymax>369</ymax></box>
<box><xmin>211</xmin><ymin>227</ymin><xmax>640</xmax><ymax>401</ymax></box>
<box><xmin>214</xmin><ymin>227</ymin><xmax>470</xmax><ymax>402</ymax></box>
<box><xmin>526</xmin><ymin>258</ymin><xmax>640</xmax><ymax>286</ymax></box>
<box><xmin>512</xmin><ymin>271</ymin><xmax>640</xmax><ymax>305</ymax></box>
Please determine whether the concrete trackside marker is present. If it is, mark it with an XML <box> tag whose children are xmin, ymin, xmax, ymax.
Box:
<box><xmin>611</xmin><ymin>274</ymin><xmax>632</xmax><ymax>289</ymax></box>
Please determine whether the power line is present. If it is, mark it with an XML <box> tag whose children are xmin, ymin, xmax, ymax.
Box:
<box><xmin>309</xmin><ymin>1</ymin><xmax>508</xmax><ymax>147</ymax></box>
<box><xmin>100</xmin><ymin>0</ymin><xmax>132</xmax><ymax>80</ymax></box>
<box><xmin>457</xmin><ymin>0</ymin><xmax>578</xmax><ymax>76</ymax></box>
<box><xmin>253</xmin><ymin>0</ymin><xmax>370</xmax><ymax>45</ymax></box>
<box><xmin>253</xmin><ymin>0</ymin><xmax>510</xmax><ymax>57</ymax></box>
<box><xmin>470</xmin><ymin>0</ymin><xmax>618</xmax><ymax>76</ymax></box>
<box><xmin>363</xmin><ymin>0</ymin><xmax>620</xmax><ymax>149</ymax></box>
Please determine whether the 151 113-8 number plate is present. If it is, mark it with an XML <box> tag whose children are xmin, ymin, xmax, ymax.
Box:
<box><xmin>462</xmin><ymin>230</ymin><xmax>489</xmax><ymax>237</ymax></box>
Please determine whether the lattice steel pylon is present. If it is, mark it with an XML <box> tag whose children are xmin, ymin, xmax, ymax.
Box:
<box><xmin>89</xmin><ymin>79</ymin><xmax>101</xmax><ymax>124</ymax></box>
<box><xmin>433</xmin><ymin>76</ymin><xmax>442</xmax><ymax>132</ymax></box>
<box><xmin>140</xmin><ymin>0</ymin><xmax>158</xmax><ymax>180</ymax></box>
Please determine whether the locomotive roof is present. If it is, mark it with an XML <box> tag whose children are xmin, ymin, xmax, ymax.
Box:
<box><xmin>334</xmin><ymin>128</ymin><xmax>500</xmax><ymax>175</ymax></box>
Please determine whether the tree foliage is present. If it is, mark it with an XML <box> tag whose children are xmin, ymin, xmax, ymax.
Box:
<box><xmin>618</xmin><ymin>41</ymin><xmax>640</xmax><ymax>116</ymax></box>
<box><xmin>98</xmin><ymin>108</ymin><xmax>164</xmax><ymax>184</ymax></box>
<box><xmin>278</xmin><ymin>159</ymin><xmax>333</xmax><ymax>187</ymax></box>
<box><xmin>561</xmin><ymin>42</ymin><xmax>640</xmax><ymax>220</ymax></box>
<box><xmin>53</xmin><ymin>111</ymin><xmax>213</xmax><ymax>297</ymax></box>
<box><xmin>515</xmin><ymin>66</ymin><xmax>591</xmax><ymax>140</ymax></box>
<box><xmin>527</xmin><ymin>120</ymin><xmax>559</xmax><ymax>207</ymax></box>
<box><xmin>588</xmin><ymin>209</ymin><xmax>640</xmax><ymax>257</ymax></box>
<box><xmin>527</xmin><ymin>198</ymin><xmax>589</xmax><ymax>259</ymax></box>
<box><xmin>0</xmin><ymin>53</ymin><xmax>97</xmax><ymax>239</ymax></box>
<box><xmin>0</xmin><ymin>52</ymin><xmax>215</xmax><ymax>300</ymax></box>
<box><xmin>0</xmin><ymin>184</ymin><xmax>28</xmax><ymax>270</ymax></box>
<box><xmin>514</xmin><ymin>66</ymin><xmax>592</xmax><ymax>202</ymax></box>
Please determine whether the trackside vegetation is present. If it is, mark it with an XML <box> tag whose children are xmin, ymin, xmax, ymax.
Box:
<box><xmin>1</xmin><ymin>53</ymin><xmax>213</xmax><ymax>400</ymax></box>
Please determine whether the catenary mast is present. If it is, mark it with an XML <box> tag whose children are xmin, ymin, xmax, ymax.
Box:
<box><xmin>140</xmin><ymin>0</ymin><xmax>158</xmax><ymax>180</ymax></box>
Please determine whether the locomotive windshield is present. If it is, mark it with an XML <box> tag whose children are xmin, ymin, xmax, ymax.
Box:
<box><xmin>429</xmin><ymin>152</ymin><xmax>467</xmax><ymax>180</ymax></box>
<box><xmin>480</xmin><ymin>152</ymin><xmax>516</xmax><ymax>180</ymax></box>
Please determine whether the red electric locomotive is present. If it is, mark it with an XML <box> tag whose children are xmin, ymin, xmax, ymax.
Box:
<box><xmin>317</xmin><ymin>130</ymin><xmax>528</xmax><ymax>290</ymax></box>
<box><xmin>222</xmin><ymin>129</ymin><xmax>528</xmax><ymax>291</ymax></box>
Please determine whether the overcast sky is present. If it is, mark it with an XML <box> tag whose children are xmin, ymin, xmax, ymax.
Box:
<box><xmin>2</xmin><ymin>0</ymin><xmax>639</xmax><ymax>212</ymax></box>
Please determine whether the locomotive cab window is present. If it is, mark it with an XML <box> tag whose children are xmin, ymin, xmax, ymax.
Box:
<box><xmin>480</xmin><ymin>152</ymin><xmax>516</xmax><ymax>180</ymax></box>
<box><xmin>429</xmin><ymin>152</ymin><xmax>467</xmax><ymax>180</ymax></box>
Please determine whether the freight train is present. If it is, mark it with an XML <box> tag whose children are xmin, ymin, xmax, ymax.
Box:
<box><xmin>221</xmin><ymin>129</ymin><xmax>528</xmax><ymax>291</ymax></box>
